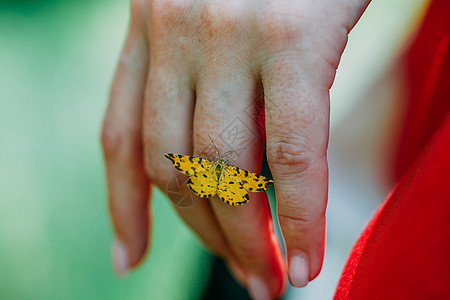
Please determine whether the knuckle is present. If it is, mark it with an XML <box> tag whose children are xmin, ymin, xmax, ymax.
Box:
<box><xmin>101</xmin><ymin>113</ymin><xmax>143</xmax><ymax>161</ymax></box>
<box><xmin>259</xmin><ymin>7</ymin><xmax>307</xmax><ymax>49</ymax></box>
<box><xmin>267</xmin><ymin>137</ymin><xmax>318</xmax><ymax>174</ymax></box>
<box><xmin>278</xmin><ymin>213</ymin><xmax>315</xmax><ymax>230</ymax></box>
<box><xmin>278</xmin><ymin>212</ymin><xmax>326</xmax><ymax>242</ymax></box>
<box><xmin>201</xmin><ymin>2</ymin><xmax>243</xmax><ymax>32</ymax></box>
<box><xmin>101</xmin><ymin>121</ymin><xmax>123</xmax><ymax>158</ymax></box>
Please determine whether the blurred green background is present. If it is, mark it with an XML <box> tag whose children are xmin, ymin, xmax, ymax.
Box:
<box><xmin>0</xmin><ymin>1</ymin><xmax>211</xmax><ymax>299</ymax></box>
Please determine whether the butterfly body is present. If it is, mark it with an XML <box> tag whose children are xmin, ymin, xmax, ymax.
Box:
<box><xmin>165</xmin><ymin>153</ymin><xmax>273</xmax><ymax>206</ymax></box>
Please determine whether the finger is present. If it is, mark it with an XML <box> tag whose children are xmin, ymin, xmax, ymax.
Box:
<box><xmin>101</xmin><ymin>7</ymin><xmax>150</xmax><ymax>274</ymax></box>
<box><xmin>193</xmin><ymin>69</ymin><xmax>286</xmax><ymax>299</ymax></box>
<box><xmin>262</xmin><ymin>52</ymin><xmax>330</xmax><ymax>287</ymax></box>
<box><xmin>142</xmin><ymin>61</ymin><xmax>235</xmax><ymax>264</ymax></box>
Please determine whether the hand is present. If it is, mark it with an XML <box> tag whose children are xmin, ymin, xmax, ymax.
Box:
<box><xmin>101</xmin><ymin>0</ymin><xmax>370</xmax><ymax>298</ymax></box>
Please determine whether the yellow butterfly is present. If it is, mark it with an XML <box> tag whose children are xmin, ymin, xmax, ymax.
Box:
<box><xmin>164</xmin><ymin>147</ymin><xmax>273</xmax><ymax>206</ymax></box>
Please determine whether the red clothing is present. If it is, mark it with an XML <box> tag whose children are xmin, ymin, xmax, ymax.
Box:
<box><xmin>335</xmin><ymin>0</ymin><xmax>450</xmax><ymax>299</ymax></box>
<box><xmin>335</xmin><ymin>117</ymin><xmax>450</xmax><ymax>299</ymax></box>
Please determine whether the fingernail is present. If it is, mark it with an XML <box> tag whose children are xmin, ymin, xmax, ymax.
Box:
<box><xmin>248</xmin><ymin>275</ymin><xmax>271</xmax><ymax>300</ymax></box>
<box><xmin>289</xmin><ymin>250</ymin><xmax>309</xmax><ymax>287</ymax></box>
<box><xmin>111</xmin><ymin>239</ymin><xmax>129</xmax><ymax>276</ymax></box>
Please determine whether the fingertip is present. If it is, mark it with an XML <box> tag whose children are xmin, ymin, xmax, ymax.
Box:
<box><xmin>288</xmin><ymin>250</ymin><xmax>309</xmax><ymax>287</ymax></box>
<box><xmin>111</xmin><ymin>234</ymin><xmax>150</xmax><ymax>276</ymax></box>
<box><xmin>110</xmin><ymin>212</ymin><xmax>150</xmax><ymax>275</ymax></box>
<box><xmin>279</xmin><ymin>214</ymin><xmax>326</xmax><ymax>286</ymax></box>
<box><xmin>111</xmin><ymin>239</ymin><xmax>129</xmax><ymax>277</ymax></box>
<box><xmin>247</xmin><ymin>272</ymin><xmax>287</xmax><ymax>300</ymax></box>
<box><xmin>247</xmin><ymin>275</ymin><xmax>271</xmax><ymax>300</ymax></box>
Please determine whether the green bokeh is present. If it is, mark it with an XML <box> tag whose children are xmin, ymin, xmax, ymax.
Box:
<box><xmin>0</xmin><ymin>1</ymin><xmax>211</xmax><ymax>299</ymax></box>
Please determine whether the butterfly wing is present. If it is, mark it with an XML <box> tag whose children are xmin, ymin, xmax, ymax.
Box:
<box><xmin>187</xmin><ymin>171</ymin><xmax>218</xmax><ymax>198</ymax></box>
<box><xmin>165</xmin><ymin>153</ymin><xmax>212</xmax><ymax>175</ymax></box>
<box><xmin>226</xmin><ymin>165</ymin><xmax>273</xmax><ymax>192</ymax></box>
<box><xmin>218</xmin><ymin>166</ymin><xmax>250</xmax><ymax>206</ymax></box>
<box><xmin>165</xmin><ymin>153</ymin><xmax>218</xmax><ymax>198</ymax></box>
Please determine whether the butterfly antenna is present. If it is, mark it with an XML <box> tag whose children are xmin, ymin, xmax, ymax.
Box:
<box><xmin>223</xmin><ymin>147</ymin><xmax>246</xmax><ymax>157</ymax></box>
<box><xmin>223</xmin><ymin>147</ymin><xmax>247</xmax><ymax>164</ymax></box>
<box><xmin>208</xmin><ymin>135</ymin><xmax>220</xmax><ymax>160</ymax></box>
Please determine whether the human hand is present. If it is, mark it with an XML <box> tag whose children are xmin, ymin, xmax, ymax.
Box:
<box><xmin>101</xmin><ymin>0</ymin><xmax>370</xmax><ymax>298</ymax></box>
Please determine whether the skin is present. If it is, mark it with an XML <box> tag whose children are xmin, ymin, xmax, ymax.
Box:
<box><xmin>101</xmin><ymin>0</ymin><xmax>371</xmax><ymax>298</ymax></box>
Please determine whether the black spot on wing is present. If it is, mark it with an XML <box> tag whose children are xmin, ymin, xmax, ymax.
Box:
<box><xmin>236</xmin><ymin>198</ymin><xmax>248</xmax><ymax>205</ymax></box>
<box><xmin>164</xmin><ymin>153</ymin><xmax>176</xmax><ymax>164</ymax></box>
<box><xmin>188</xmin><ymin>185</ymin><xmax>198</xmax><ymax>195</ymax></box>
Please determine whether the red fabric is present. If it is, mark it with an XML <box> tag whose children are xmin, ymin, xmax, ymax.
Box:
<box><xmin>335</xmin><ymin>117</ymin><xmax>450</xmax><ymax>299</ymax></box>
<box><xmin>335</xmin><ymin>0</ymin><xmax>450</xmax><ymax>298</ymax></box>
<box><xmin>394</xmin><ymin>0</ymin><xmax>450</xmax><ymax>179</ymax></box>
